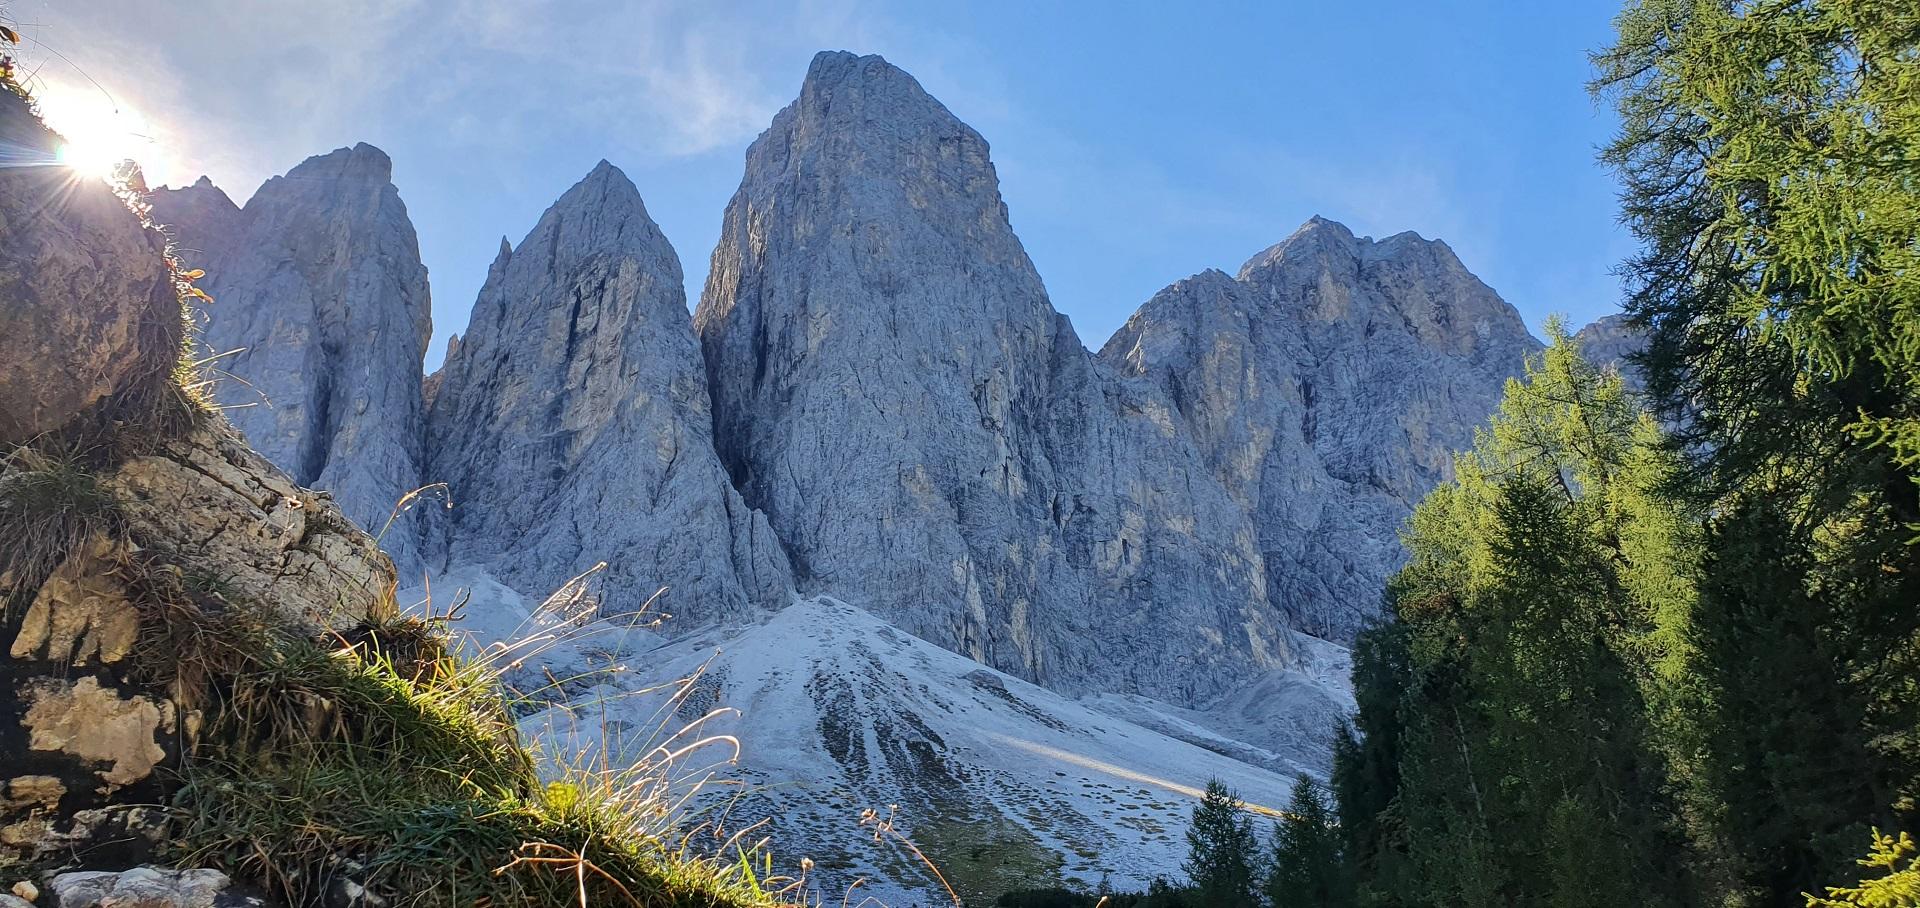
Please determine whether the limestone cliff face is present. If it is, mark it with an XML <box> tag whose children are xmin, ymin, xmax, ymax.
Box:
<box><xmin>425</xmin><ymin>162</ymin><xmax>791</xmax><ymax>623</ymax></box>
<box><xmin>695</xmin><ymin>52</ymin><xmax>1287</xmax><ymax>702</ymax></box>
<box><xmin>149</xmin><ymin>146</ymin><xmax>433</xmax><ymax>574</ymax></box>
<box><xmin>119</xmin><ymin>51</ymin><xmax>1545</xmax><ymax>713</ymax></box>
<box><xmin>1102</xmin><ymin>218</ymin><xmax>1540</xmax><ymax>639</ymax></box>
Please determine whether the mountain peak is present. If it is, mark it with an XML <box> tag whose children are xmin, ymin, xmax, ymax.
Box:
<box><xmin>283</xmin><ymin>142</ymin><xmax>395</xmax><ymax>187</ymax></box>
<box><xmin>518</xmin><ymin>158</ymin><xmax>665</xmax><ymax>271</ymax></box>
<box><xmin>786</xmin><ymin>49</ymin><xmax>974</xmax><ymax>144</ymax></box>
<box><xmin>557</xmin><ymin>158</ymin><xmax>641</xmax><ymax>207</ymax></box>
<box><xmin>1237</xmin><ymin>216</ymin><xmax>1359</xmax><ymax>279</ymax></box>
<box><xmin>425</xmin><ymin>158</ymin><xmax>788</xmax><ymax>625</ymax></box>
<box><xmin>802</xmin><ymin>50</ymin><xmax>905</xmax><ymax>89</ymax></box>
<box><xmin>155</xmin><ymin>141</ymin><xmax>432</xmax><ymax>571</ymax></box>
<box><xmin>584</xmin><ymin>157</ymin><xmax>624</xmax><ymax>183</ymax></box>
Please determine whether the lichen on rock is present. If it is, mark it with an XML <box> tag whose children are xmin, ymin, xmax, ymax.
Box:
<box><xmin>20</xmin><ymin>676</ymin><xmax>173</xmax><ymax>792</ymax></box>
<box><xmin>9</xmin><ymin>536</ymin><xmax>139</xmax><ymax>665</ymax></box>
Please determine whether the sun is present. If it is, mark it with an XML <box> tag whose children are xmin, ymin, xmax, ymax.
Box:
<box><xmin>53</xmin><ymin>138</ymin><xmax>131</xmax><ymax>180</ymax></box>
<box><xmin>35</xmin><ymin>84</ymin><xmax>163</xmax><ymax>182</ymax></box>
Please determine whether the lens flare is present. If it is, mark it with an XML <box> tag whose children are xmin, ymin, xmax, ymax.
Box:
<box><xmin>34</xmin><ymin>83</ymin><xmax>160</xmax><ymax>181</ymax></box>
<box><xmin>54</xmin><ymin>140</ymin><xmax>124</xmax><ymax>179</ymax></box>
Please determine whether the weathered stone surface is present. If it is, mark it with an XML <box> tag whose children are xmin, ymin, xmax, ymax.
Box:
<box><xmin>426</xmin><ymin>163</ymin><xmax>791</xmax><ymax>624</ymax></box>
<box><xmin>49</xmin><ymin>867</ymin><xmax>235</xmax><ymax>908</ymax></box>
<box><xmin>0</xmin><ymin>91</ymin><xmax>181</xmax><ymax>447</ymax></box>
<box><xmin>10</xmin><ymin>537</ymin><xmax>140</xmax><ymax>665</ymax></box>
<box><xmin>148</xmin><ymin>145</ymin><xmax>433</xmax><ymax>573</ymax></box>
<box><xmin>20</xmin><ymin>677</ymin><xmax>172</xmax><ymax>792</ymax></box>
<box><xmin>695</xmin><ymin>52</ymin><xmax>1288</xmax><ymax>702</ymax></box>
<box><xmin>1101</xmin><ymin>218</ymin><xmax>1540</xmax><ymax>638</ymax></box>
<box><xmin>98</xmin><ymin>423</ymin><xmax>395</xmax><ymax>632</ymax></box>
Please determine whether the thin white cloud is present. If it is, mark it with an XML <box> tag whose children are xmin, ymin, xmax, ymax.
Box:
<box><xmin>18</xmin><ymin>0</ymin><xmax>886</xmax><ymax>195</ymax></box>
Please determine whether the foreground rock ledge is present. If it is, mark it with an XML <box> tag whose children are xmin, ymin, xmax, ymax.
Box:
<box><xmin>0</xmin><ymin>84</ymin><xmax>397</xmax><ymax>867</ymax></box>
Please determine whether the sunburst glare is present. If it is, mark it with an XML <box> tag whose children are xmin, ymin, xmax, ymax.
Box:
<box><xmin>35</xmin><ymin>82</ymin><xmax>162</xmax><ymax>181</ymax></box>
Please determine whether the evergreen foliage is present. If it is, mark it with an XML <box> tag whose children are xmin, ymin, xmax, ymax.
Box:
<box><xmin>1590</xmin><ymin>0</ymin><xmax>1920</xmax><ymax>900</ymax></box>
<box><xmin>1266</xmin><ymin>778</ymin><xmax>1347</xmax><ymax>908</ymax></box>
<box><xmin>1594</xmin><ymin>0</ymin><xmax>1920</xmax><ymax>521</ymax></box>
<box><xmin>1337</xmin><ymin>327</ymin><xmax>1695</xmax><ymax>908</ymax></box>
<box><xmin>1806</xmin><ymin>831</ymin><xmax>1920</xmax><ymax>908</ymax></box>
<box><xmin>1185</xmin><ymin>779</ymin><xmax>1262</xmax><ymax>908</ymax></box>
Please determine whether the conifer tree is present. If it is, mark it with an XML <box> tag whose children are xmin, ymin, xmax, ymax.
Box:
<box><xmin>1806</xmin><ymin>830</ymin><xmax>1920</xmax><ymax>908</ymax></box>
<box><xmin>1330</xmin><ymin>620</ymin><xmax>1413</xmax><ymax>904</ymax></box>
<box><xmin>1595</xmin><ymin>1</ymin><xmax>1920</xmax><ymax>898</ymax></box>
<box><xmin>1686</xmin><ymin>500</ymin><xmax>1884</xmax><ymax>903</ymax></box>
<box><xmin>1185</xmin><ymin>779</ymin><xmax>1261</xmax><ymax>908</ymax></box>
<box><xmin>1267</xmin><ymin>778</ymin><xmax>1346</xmax><ymax>908</ymax></box>
<box><xmin>1335</xmin><ymin>328</ymin><xmax>1696</xmax><ymax>907</ymax></box>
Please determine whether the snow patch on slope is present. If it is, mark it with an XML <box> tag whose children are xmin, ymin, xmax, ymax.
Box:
<box><xmin>404</xmin><ymin>567</ymin><xmax>1346</xmax><ymax>906</ymax></box>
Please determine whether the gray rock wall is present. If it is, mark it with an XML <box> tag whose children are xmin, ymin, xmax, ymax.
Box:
<box><xmin>695</xmin><ymin>52</ymin><xmax>1289</xmax><ymax>703</ymax></box>
<box><xmin>425</xmin><ymin>162</ymin><xmax>791</xmax><ymax>624</ymax></box>
<box><xmin>1102</xmin><ymin>218</ymin><xmax>1540</xmax><ymax>639</ymax></box>
<box><xmin>138</xmin><ymin>50</ymin><xmax>1553</xmax><ymax>706</ymax></box>
<box><xmin>150</xmin><ymin>145</ymin><xmax>433</xmax><ymax>574</ymax></box>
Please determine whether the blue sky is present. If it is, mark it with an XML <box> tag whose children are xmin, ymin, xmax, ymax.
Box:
<box><xmin>27</xmin><ymin>1</ymin><xmax>1632</xmax><ymax>369</ymax></box>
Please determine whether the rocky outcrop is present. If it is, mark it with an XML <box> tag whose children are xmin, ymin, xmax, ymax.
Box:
<box><xmin>695</xmin><ymin>52</ymin><xmax>1287</xmax><ymax>702</ymax></box>
<box><xmin>101</xmin><ymin>424</ymin><xmax>395</xmax><ymax>629</ymax></box>
<box><xmin>1102</xmin><ymin>218</ymin><xmax>1540</xmax><ymax>639</ymax></box>
<box><xmin>425</xmin><ymin>162</ymin><xmax>791</xmax><ymax>624</ymax></box>
<box><xmin>0</xmin><ymin>92</ymin><xmax>180</xmax><ymax>447</ymax></box>
<box><xmin>3</xmin><ymin>419</ymin><xmax>393</xmax><ymax>867</ymax></box>
<box><xmin>148</xmin><ymin>146</ymin><xmax>433</xmax><ymax>574</ymax></box>
<box><xmin>46</xmin><ymin>866</ymin><xmax>259</xmax><ymax>908</ymax></box>
<box><xmin>2</xmin><ymin>97</ymin><xmax>395</xmax><ymax>865</ymax></box>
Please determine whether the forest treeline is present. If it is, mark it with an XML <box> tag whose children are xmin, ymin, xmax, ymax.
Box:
<box><xmin>1005</xmin><ymin>1</ymin><xmax>1919</xmax><ymax>906</ymax></box>
<box><xmin>1324</xmin><ymin>0</ymin><xmax>1920</xmax><ymax>903</ymax></box>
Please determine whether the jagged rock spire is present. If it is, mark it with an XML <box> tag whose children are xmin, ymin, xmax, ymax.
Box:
<box><xmin>148</xmin><ymin>143</ymin><xmax>434</xmax><ymax>574</ymax></box>
<box><xmin>426</xmin><ymin>160</ymin><xmax>791</xmax><ymax>623</ymax></box>
<box><xmin>696</xmin><ymin>51</ymin><xmax>1292</xmax><ymax>703</ymax></box>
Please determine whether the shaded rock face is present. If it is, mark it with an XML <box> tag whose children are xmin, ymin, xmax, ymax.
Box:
<box><xmin>148</xmin><ymin>145</ymin><xmax>433</xmax><ymax>574</ymax></box>
<box><xmin>696</xmin><ymin>52</ymin><xmax>1287</xmax><ymax>702</ymax></box>
<box><xmin>143</xmin><ymin>176</ymin><xmax>241</xmax><ymax>264</ymax></box>
<box><xmin>1575</xmin><ymin>313</ymin><xmax>1645</xmax><ymax>391</ymax></box>
<box><xmin>425</xmin><ymin>163</ymin><xmax>791</xmax><ymax>623</ymax></box>
<box><xmin>0</xmin><ymin>91</ymin><xmax>180</xmax><ymax>447</ymax></box>
<box><xmin>2</xmin><ymin>99</ymin><xmax>395</xmax><ymax>860</ymax></box>
<box><xmin>1102</xmin><ymin>219</ymin><xmax>1540</xmax><ymax>639</ymax></box>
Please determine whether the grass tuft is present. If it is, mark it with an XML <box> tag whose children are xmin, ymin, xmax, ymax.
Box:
<box><xmin>153</xmin><ymin>583</ymin><xmax>787</xmax><ymax>908</ymax></box>
<box><xmin>0</xmin><ymin>446</ymin><xmax>128</xmax><ymax>616</ymax></box>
